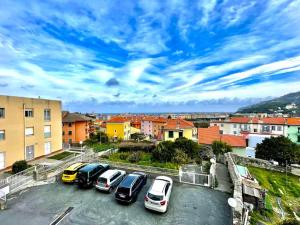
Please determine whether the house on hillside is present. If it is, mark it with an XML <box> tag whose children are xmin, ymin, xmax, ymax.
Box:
<box><xmin>141</xmin><ymin>117</ymin><xmax>167</xmax><ymax>139</ymax></box>
<box><xmin>163</xmin><ymin>119</ymin><xmax>197</xmax><ymax>142</ymax></box>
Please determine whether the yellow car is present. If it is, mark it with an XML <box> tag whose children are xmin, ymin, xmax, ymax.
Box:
<box><xmin>62</xmin><ymin>162</ymin><xmax>87</xmax><ymax>183</ymax></box>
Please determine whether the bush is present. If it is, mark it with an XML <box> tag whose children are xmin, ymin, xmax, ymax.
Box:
<box><xmin>100</xmin><ymin>154</ymin><xmax>109</xmax><ymax>159</ymax></box>
<box><xmin>277</xmin><ymin>218</ymin><xmax>300</xmax><ymax>225</ymax></box>
<box><xmin>119</xmin><ymin>142</ymin><xmax>155</xmax><ymax>152</ymax></box>
<box><xmin>127</xmin><ymin>152</ymin><xmax>142</xmax><ymax>163</ymax></box>
<box><xmin>195</xmin><ymin>157</ymin><xmax>202</xmax><ymax>165</ymax></box>
<box><xmin>199</xmin><ymin>145</ymin><xmax>214</xmax><ymax>160</ymax></box>
<box><xmin>12</xmin><ymin>160</ymin><xmax>28</xmax><ymax>174</ymax></box>
<box><xmin>173</xmin><ymin>149</ymin><xmax>189</xmax><ymax>164</ymax></box>
<box><xmin>203</xmin><ymin>161</ymin><xmax>212</xmax><ymax>173</ymax></box>
<box><xmin>119</xmin><ymin>152</ymin><xmax>129</xmax><ymax>160</ymax></box>
<box><xmin>152</xmin><ymin>141</ymin><xmax>176</xmax><ymax>162</ymax></box>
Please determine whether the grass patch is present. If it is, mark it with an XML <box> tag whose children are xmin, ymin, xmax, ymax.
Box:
<box><xmin>90</xmin><ymin>143</ymin><xmax>118</xmax><ymax>152</ymax></box>
<box><xmin>47</xmin><ymin>151</ymin><xmax>75</xmax><ymax>160</ymax></box>
<box><xmin>106</xmin><ymin>152</ymin><xmax>179</xmax><ymax>170</ymax></box>
<box><xmin>248</xmin><ymin>166</ymin><xmax>300</xmax><ymax>225</ymax></box>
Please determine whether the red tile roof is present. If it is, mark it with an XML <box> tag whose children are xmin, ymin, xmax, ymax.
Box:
<box><xmin>198</xmin><ymin>126</ymin><xmax>221</xmax><ymax>145</ymax></box>
<box><xmin>142</xmin><ymin>116</ymin><xmax>167</xmax><ymax>123</ymax></box>
<box><xmin>287</xmin><ymin>118</ymin><xmax>300</xmax><ymax>125</ymax></box>
<box><xmin>261</xmin><ymin>117</ymin><xmax>286</xmax><ymax>125</ymax></box>
<box><xmin>229</xmin><ymin>117</ymin><xmax>250</xmax><ymax>123</ymax></box>
<box><xmin>198</xmin><ymin>126</ymin><xmax>246</xmax><ymax>147</ymax></box>
<box><xmin>164</xmin><ymin>119</ymin><xmax>194</xmax><ymax>130</ymax></box>
<box><xmin>107</xmin><ymin>117</ymin><xmax>130</xmax><ymax>123</ymax></box>
<box><xmin>221</xmin><ymin>135</ymin><xmax>246</xmax><ymax>148</ymax></box>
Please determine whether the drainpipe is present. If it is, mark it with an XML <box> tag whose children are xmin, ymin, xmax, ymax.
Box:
<box><xmin>23</xmin><ymin>103</ymin><xmax>26</xmax><ymax>160</ymax></box>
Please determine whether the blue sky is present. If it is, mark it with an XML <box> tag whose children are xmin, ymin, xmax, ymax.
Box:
<box><xmin>0</xmin><ymin>0</ymin><xmax>300</xmax><ymax>113</ymax></box>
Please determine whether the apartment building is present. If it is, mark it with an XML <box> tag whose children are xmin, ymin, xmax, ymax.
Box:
<box><xmin>0</xmin><ymin>95</ymin><xmax>62</xmax><ymax>170</ymax></box>
<box><xmin>106</xmin><ymin>117</ymin><xmax>131</xmax><ymax>141</ymax></box>
<box><xmin>141</xmin><ymin>117</ymin><xmax>167</xmax><ymax>139</ymax></box>
<box><xmin>210</xmin><ymin>117</ymin><xmax>287</xmax><ymax>136</ymax></box>
<box><xmin>287</xmin><ymin>118</ymin><xmax>300</xmax><ymax>144</ymax></box>
<box><xmin>62</xmin><ymin>112</ymin><xmax>92</xmax><ymax>144</ymax></box>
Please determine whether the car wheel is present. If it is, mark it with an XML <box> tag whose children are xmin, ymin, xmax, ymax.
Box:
<box><xmin>109</xmin><ymin>187</ymin><xmax>113</xmax><ymax>193</ymax></box>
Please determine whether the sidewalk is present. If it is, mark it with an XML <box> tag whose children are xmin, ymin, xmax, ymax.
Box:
<box><xmin>215</xmin><ymin>163</ymin><xmax>232</xmax><ymax>193</ymax></box>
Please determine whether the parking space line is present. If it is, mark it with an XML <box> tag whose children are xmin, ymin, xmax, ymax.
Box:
<box><xmin>49</xmin><ymin>207</ymin><xmax>74</xmax><ymax>225</ymax></box>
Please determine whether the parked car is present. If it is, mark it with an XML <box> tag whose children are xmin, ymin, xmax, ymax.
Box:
<box><xmin>115</xmin><ymin>172</ymin><xmax>147</xmax><ymax>203</ymax></box>
<box><xmin>77</xmin><ymin>163</ymin><xmax>110</xmax><ymax>188</ymax></box>
<box><xmin>95</xmin><ymin>169</ymin><xmax>126</xmax><ymax>192</ymax></box>
<box><xmin>144</xmin><ymin>176</ymin><xmax>173</xmax><ymax>213</ymax></box>
<box><xmin>61</xmin><ymin>162</ymin><xmax>87</xmax><ymax>183</ymax></box>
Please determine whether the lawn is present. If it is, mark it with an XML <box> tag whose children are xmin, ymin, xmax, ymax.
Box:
<box><xmin>47</xmin><ymin>151</ymin><xmax>76</xmax><ymax>160</ymax></box>
<box><xmin>90</xmin><ymin>143</ymin><xmax>118</xmax><ymax>152</ymax></box>
<box><xmin>248</xmin><ymin>166</ymin><xmax>300</xmax><ymax>225</ymax></box>
<box><xmin>106</xmin><ymin>152</ymin><xmax>180</xmax><ymax>170</ymax></box>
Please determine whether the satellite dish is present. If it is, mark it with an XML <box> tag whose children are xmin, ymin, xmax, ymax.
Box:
<box><xmin>228</xmin><ymin>198</ymin><xmax>237</xmax><ymax>208</ymax></box>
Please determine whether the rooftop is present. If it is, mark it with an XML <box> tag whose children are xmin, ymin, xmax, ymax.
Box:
<box><xmin>62</xmin><ymin>112</ymin><xmax>92</xmax><ymax>123</ymax></box>
<box><xmin>164</xmin><ymin>119</ymin><xmax>194</xmax><ymax>130</ymax></box>
<box><xmin>287</xmin><ymin>117</ymin><xmax>300</xmax><ymax>125</ymax></box>
<box><xmin>107</xmin><ymin>117</ymin><xmax>131</xmax><ymax>123</ymax></box>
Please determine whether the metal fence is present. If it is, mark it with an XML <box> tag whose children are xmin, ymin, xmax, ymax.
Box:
<box><xmin>179</xmin><ymin>171</ymin><xmax>211</xmax><ymax>186</ymax></box>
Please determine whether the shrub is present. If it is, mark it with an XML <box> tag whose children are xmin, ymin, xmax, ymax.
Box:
<box><xmin>100</xmin><ymin>154</ymin><xmax>109</xmax><ymax>159</ymax></box>
<box><xmin>127</xmin><ymin>152</ymin><xmax>142</xmax><ymax>163</ymax></box>
<box><xmin>152</xmin><ymin>141</ymin><xmax>176</xmax><ymax>162</ymax></box>
<box><xmin>277</xmin><ymin>218</ymin><xmax>300</xmax><ymax>225</ymax></box>
<box><xmin>12</xmin><ymin>160</ymin><xmax>28</xmax><ymax>174</ymax></box>
<box><xmin>203</xmin><ymin>161</ymin><xmax>212</xmax><ymax>173</ymax></box>
<box><xmin>173</xmin><ymin>149</ymin><xmax>189</xmax><ymax>164</ymax></box>
<box><xmin>119</xmin><ymin>152</ymin><xmax>129</xmax><ymax>160</ymax></box>
<box><xmin>199</xmin><ymin>145</ymin><xmax>214</xmax><ymax>160</ymax></box>
<box><xmin>119</xmin><ymin>142</ymin><xmax>155</xmax><ymax>152</ymax></box>
<box><xmin>195</xmin><ymin>157</ymin><xmax>202</xmax><ymax>165</ymax></box>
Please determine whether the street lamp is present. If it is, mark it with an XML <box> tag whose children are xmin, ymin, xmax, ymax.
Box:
<box><xmin>79</xmin><ymin>141</ymin><xmax>83</xmax><ymax>161</ymax></box>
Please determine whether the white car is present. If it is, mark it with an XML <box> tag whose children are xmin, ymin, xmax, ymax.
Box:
<box><xmin>95</xmin><ymin>169</ymin><xmax>126</xmax><ymax>192</ymax></box>
<box><xmin>144</xmin><ymin>176</ymin><xmax>173</xmax><ymax>213</ymax></box>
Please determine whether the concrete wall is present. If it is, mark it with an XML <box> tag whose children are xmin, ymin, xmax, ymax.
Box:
<box><xmin>164</xmin><ymin>128</ymin><xmax>193</xmax><ymax>141</ymax></box>
<box><xmin>0</xmin><ymin>95</ymin><xmax>62</xmax><ymax>170</ymax></box>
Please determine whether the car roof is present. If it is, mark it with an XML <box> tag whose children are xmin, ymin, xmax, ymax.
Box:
<box><xmin>65</xmin><ymin>162</ymin><xmax>86</xmax><ymax>171</ymax></box>
<box><xmin>119</xmin><ymin>174</ymin><xmax>139</xmax><ymax>188</ymax></box>
<box><xmin>79</xmin><ymin>163</ymin><xmax>100</xmax><ymax>172</ymax></box>
<box><xmin>150</xmin><ymin>179</ymin><xmax>167</xmax><ymax>194</ymax></box>
<box><xmin>100</xmin><ymin>169</ymin><xmax>119</xmax><ymax>179</ymax></box>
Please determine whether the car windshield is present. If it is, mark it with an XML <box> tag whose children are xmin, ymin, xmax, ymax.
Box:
<box><xmin>64</xmin><ymin>170</ymin><xmax>76</xmax><ymax>175</ymax></box>
<box><xmin>98</xmin><ymin>177</ymin><xmax>107</xmax><ymax>183</ymax></box>
<box><xmin>77</xmin><ymin>171</ymin><xmax>87</xmax><ymax>177</ymax></box>
<box><xmin>117</xmin><ymin>187</ymin><xmax>130</xmax><ymax>195</ymax></box>
<box><xmin>148</xmin><ymin>193</ymin><xmax>164</xmax><ymax>201</ymax></box>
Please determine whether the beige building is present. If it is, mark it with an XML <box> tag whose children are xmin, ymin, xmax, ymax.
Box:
<box><xmin>0</xmin><ymin>95</ymin><xmax>62</xmax><ymax>170</ymax></box>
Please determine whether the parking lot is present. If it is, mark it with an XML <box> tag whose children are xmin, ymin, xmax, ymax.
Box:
<box><xmin>0</xmin><ymin>179</ymin><xmax>232</xmax><ymax>225</ymax></box>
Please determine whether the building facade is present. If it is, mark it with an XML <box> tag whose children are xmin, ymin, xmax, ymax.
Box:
<box><xmin>106</xmin><ymin>117</ymin><xmax>131</xmax><ymax>141</ymax></box>
<box><xmin>287</xmin><ymin>118</ymin><xmax>300</xmax><ymax>144</ymax></box>
<box><xmin>163</xmin><ymin>119</ymin><xmax>197</xmax><ymax>142</ymax></box>
<box><xmin>141</xmin><ymin>117</ymin><xmax>166</xmax><ymax>139</ymax></box>
<box><xmin>62</xmin><ymin>113</ymin><xmax>92</xmax><ymax>144</ymax></box>
<box><xmin>0</xmin><ymin>95</ymin><xmax>62</xmax><ymax>170</ymax></box>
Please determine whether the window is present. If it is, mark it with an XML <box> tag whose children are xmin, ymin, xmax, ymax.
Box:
<box><xmin>233</xmin><ymin>131</ymin><xmax>237</xmax><ymax>135</ymax></box>
<box><xmin>68</xmin><ymin>123</ymin><xmax>72</xmax><ymax>127</ymax></box>
<box><xmin>298</xmin><ymin>128</ymin><xmax>300</xmax><ymax>133</ymax></box>
<box><xmin>254</xmin><ymin>129</ymin><xmax>257</xmax><ymax>132</ymax></box>
<box><xmin>25</xmin><ymin>145</ymin><xmax>34</xmax><ymax>160</ymax></box>
<box><xmin>44</xmin><ymin>142</ymin><xmax>51</xmax><ymax>155</ymax></box>
<box><xmin>277</xmin><ymin>126</ymin><xmax>282</xmax><ymax>131</ymax></box>
<box><xmin>165</xmin><ymin>183</ymin><xmax>170</xmax><ymax>195</ymax></box>
<box><xmin>168</xmin><ymin>131</ymin><xmax>174</xmax><ymax>138</ymax></box>
<box><xmin>221</xmin><ymin>124</ymin><xmax>224</xmax><ymax>127</ymax></box>
<box><xmin>233</xmin><ymin>124</ymin><xmax>237</xmax><ymax>128</ymax></box>
<box><xmin>298</xmin><ymin>136</ymin><xmax>300</xmax><ymax>143</ymax></box>
<box><xmin>68</xmin><ymin>139</ymin><xmax>72</xmax><ymax>144</ymax></box>
<box><xmin>25</xmin><ymin>109</ymin><xmax>33</xmax><ymax>117</ymax></box>
<box><xmin>0</xmin><ymin>130</ymin><xmax>5</xmax><ymax>140</ymax></box>
<box><xmin>271</xmin><ymin>126</ymin><xmax>276</xmax><ymax>131</ymax></box>
<box><xmin>0</xmin><ymin>108</ymin><xmax>5</xmax><ymax>118</ymax></box>
<box><xmin>25</xmin><ymin>127</ymin><xmax>34</xmax><ymax>136</ymax></box>
<box><xmin>219</xmin><ymin>130</ymin><xmax>223</xmax><ymax>134</ymax></box>
<box><xmin>62</xmin><ymin>131</ymin><xmax>65</xmax><ymax>135</ymax></box>
<box><xmin>44</xmin><ymin>109</ymin><xmax>51</xmax><ymax>121</ymax></box>
<box><xmin>68</xmin><ymin>131</ymin><xmax>72</xmax><ymax>135</ymax></box>
<box><xmin>179</xmin><ymin>131</ymin><xmax>183</xmax><ymax>138</ymax></box>
<box><xmin>44</xmin><ymin>125</ymin><xmax>51</xmax><ymax>138</ymax></box>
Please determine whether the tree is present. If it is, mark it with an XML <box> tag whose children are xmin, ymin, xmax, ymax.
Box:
<box><xmin>12</xmin><ymin>160</ymin><xmax>28</xmax><ymax>174</ymax></box>
<box><xmin>212</xmin><ymin>141</ymin><xmax>232</xmax><ymax>158</ymax></box>
<box><xmin>84</xmin><ymin>131</ymin><xmax>108</xmax><ymax>145</ymax></box>
<box><xmin>256</xmin><ymin>136</ymin><xmax>300</xmax><ymax>166</ymax></box>
<box><xmin>173</xmin><ymin>137</ymin><xmax>201</xmax><ymax>159</ymax></box>
<box><xmin>152</xmin><ymin>141</ymin><xmax>176</xmax><ymax>162</ymax></box>
<box><xmin>199</xmin><ymin>145</ymin><xmax>214</xmax><ymax>160</ymax></box>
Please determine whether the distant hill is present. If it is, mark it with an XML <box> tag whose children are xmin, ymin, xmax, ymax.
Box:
<box><xmin>237</xmin><ymin>91</ymin><xmax>300</xmax><ymax>115</ymax></box>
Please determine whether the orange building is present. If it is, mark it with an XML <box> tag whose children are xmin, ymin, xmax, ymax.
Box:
<box><xmin>62</xmin><ymin>112</ymin><xmax>92</xmax><ymax>144</ymax></box>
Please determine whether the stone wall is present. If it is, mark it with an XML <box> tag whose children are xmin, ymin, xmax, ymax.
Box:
<box><xmin>224</xmin><ymin>153</ymin><xmax>244</xmax><ymax>225</ymax></box>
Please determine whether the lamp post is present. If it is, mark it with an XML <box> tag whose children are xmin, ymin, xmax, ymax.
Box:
<box><xmin>80</xmin><ymin>141</ymin><xmax>83</xmax><ymax>161</ymax></box>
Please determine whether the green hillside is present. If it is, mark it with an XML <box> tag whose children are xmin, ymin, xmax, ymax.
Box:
<box><xmin>238</xmin><ymin>91</ymin><xmax>300</xmax><ymax>115</ymax></box>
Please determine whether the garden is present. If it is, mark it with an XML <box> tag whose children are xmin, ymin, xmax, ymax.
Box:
<box><xmin>248</xmin><ymin>166</ymin><xmax>300</xmax><ymax>225</ymax></box>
